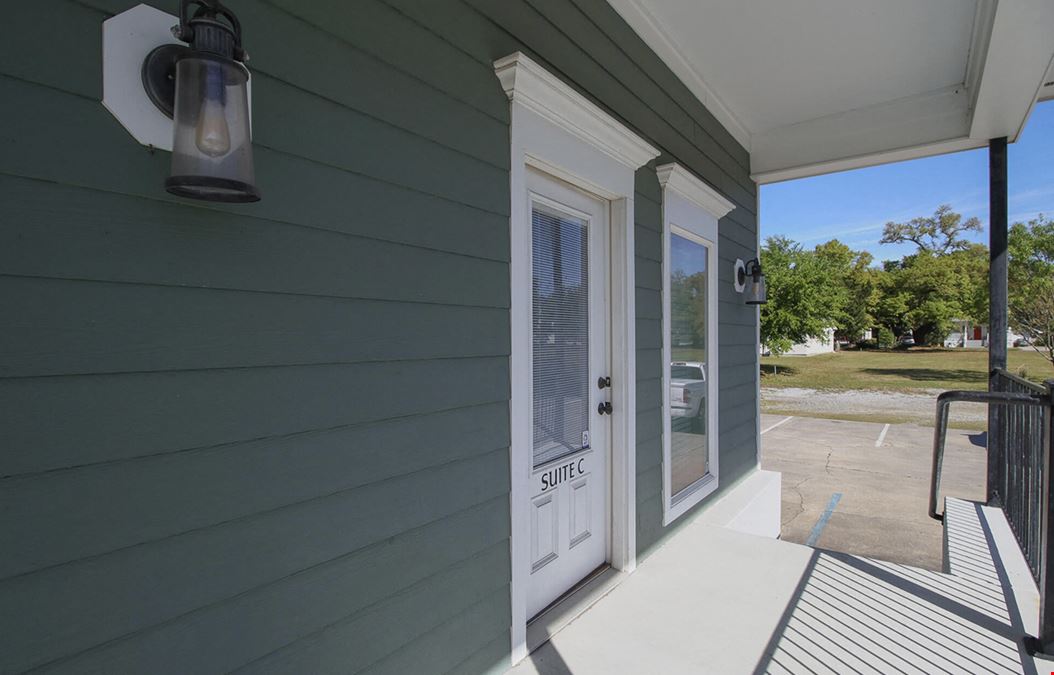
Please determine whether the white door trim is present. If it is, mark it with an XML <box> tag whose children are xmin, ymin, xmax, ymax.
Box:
<box><xmin>496</xmin><ymin>52</ymin><xmax>659</xmax><ymax>664</ymax></box>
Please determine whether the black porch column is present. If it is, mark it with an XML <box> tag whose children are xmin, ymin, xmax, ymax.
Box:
<box><xmin>988</xmin><ymin>137</ymin><xmax>1009</xmax><ymax>505</ymax></box>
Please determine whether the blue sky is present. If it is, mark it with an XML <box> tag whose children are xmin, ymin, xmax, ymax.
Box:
<box><xmin>760</xmin><ymin>100</ymin><xmax>1054</xmax><ymax>262</ymax></box>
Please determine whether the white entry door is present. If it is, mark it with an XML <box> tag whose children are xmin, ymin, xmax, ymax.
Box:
<box><xmin>526</xmin><ymin>168</ymin><xmax>610</xmax><ymax>619</ymax></box>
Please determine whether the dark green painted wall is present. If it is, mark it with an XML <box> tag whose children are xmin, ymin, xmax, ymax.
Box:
<box><xmin>0</xmin><ymin>0</ymin><xmax>757</xmax><ymax>673</ymax></box>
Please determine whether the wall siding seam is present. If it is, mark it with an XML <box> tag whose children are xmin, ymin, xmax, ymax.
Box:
<box><xmin>252</xmin><ymin>70</ymin><xmax>508</xmax><ymax>173</ymax></box>
<box><xmin>0</xmin><ymin>396</ymin><xmax>511</xmax><ymax>484</ymax></box>
<box><xmin>75</xmin><ymin>0</ymin><xmax>511</xmax><ymax>128</ymax></box>
<box><xmin>39</xmin><ymin>534</ymin><xmax>512</xmax><ymax>675</ymax></box>
<box><xmin>720</xmin><ymin>417</ymin><xmax>760</xmax><ymax>442</ymax></box>
<box><xmin>722</xmin><ymin>358</ymin><xmax>761</xmax><ymax>369</ymax></box>
<box><xmin>439</xmin><ymin>627</ymin><xmax>511</xmax><ymax>675</ymax></box>
<box><xmin>0</xmin><ymin>351</ymin><xmax>512</xmax><ymax>383</ymax></box>
<box><xmin>353</xmin><ymin>590</ymin><xmax>511</xmax><ymax>675</ymax></box>
<box><xmin>0</xmin><ymin>74</ymin><xmax>511</xmax><ymax>218</ymax></box>
<box><xmin>720</xmin><ymin>379</ymin><xmax>758</xmax><ymax>396</ymax></box>
<box><xmin>251</xmin><ymin>142</ymin><xmax>510</xmax><ymax>217</ymax></box>
<box><xmin>0</xmin><ymin>350</ymin><xmax>512</xmax><ymax>381</ymax></box>
<box><xmin>0</xmin><ymin>271</ymin><xmax>511</xmax><ymax>312</ymax></box>
<box><xmin>0</xmin><ymin>438</ymin><xmax>513</xmax><ymax>582</ymax></box>
<box><xmin>0</xmin><ymin>172</ymin><xmax>511</xmax><ymax>265</ymax></box>
<box><xmin>0</xmin><ymin>68</ymin><xmax>97</xmax><ymax>105</ymax></box>
<box><xmin>0</xmin><ymin>449</ymin><xmax>511</xmax><ymax>595</ymax></box>
<box><xmin>267</xmin><ymin>0</ymin><xmax>508</xmax><ymax>116</ymax></box>
<box><xmin>230</xmin><ymin>541</ymin><xmax>511</xmax><ymax>674</ymax></box>
<box><xmin>258</xmin><ymin>2</ymin><xmax>510</xmax><ymax>124</ymax></box>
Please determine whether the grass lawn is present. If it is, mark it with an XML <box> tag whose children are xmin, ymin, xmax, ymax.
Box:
<box><xmin>761</xmin><ymin>347</ymin><xmax>1053</xmax><ymax>393</ymax></box>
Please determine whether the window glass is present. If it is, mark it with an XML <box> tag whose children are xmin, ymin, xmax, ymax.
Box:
<box><xmin>532</xmin><ymin>205</ymin><xmax>590</xmax><ymax>467</ymax></box>
<box><xmin>669</xmin><ymin>231</ymin><xmax>709</xmax><ymax>497</ymax></box>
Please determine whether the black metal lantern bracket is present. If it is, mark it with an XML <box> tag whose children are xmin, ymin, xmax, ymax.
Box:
<box><xmin>738</xmin><ymin>258</ymin><xmax>763</xmax><ymax>288</ymax></box>
<box><xmin>142</xmin><ymin>0</ymin><xmax>249</xmax><ymax>119</ymax></box>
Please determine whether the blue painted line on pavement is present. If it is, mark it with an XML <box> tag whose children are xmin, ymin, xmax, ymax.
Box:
<box><xmin>806</xmin><ymin>492</ymin><xmax>843</xmax><ymax>547</ymax></box>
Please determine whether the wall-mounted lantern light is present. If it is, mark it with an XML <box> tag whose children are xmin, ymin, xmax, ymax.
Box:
<box><xmin>733</xmin><ymin>258</ymin><xmax>767</xmax><ymax>305</ymax></box>
<box><xmin>103</xmin><ymin>1</ymin><xmax>259</xmax><ymax>202</ymax></box>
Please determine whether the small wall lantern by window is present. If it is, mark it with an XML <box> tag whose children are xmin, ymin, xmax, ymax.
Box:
<box><xmin>102</xmin><ymin>1</ymin><xmax>259</xmax><ymax>202</ymax></box>
<box><xmin>733</xmin><ymin>258</ymin><xmax>767</xmax><ymax>305</ymax></box>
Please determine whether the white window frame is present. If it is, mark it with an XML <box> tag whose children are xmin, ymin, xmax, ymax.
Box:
<box><xmin>656</xmin><ymin>163</ymin><xmax>735</xmax><ymax>526</ymax></box>
<box><xmin>495</xmin><ymin>52</ymin><xmax>659</xmax><ymax>664</ymax></box>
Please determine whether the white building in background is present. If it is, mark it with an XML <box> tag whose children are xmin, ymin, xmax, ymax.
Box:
<box><xmin>761</xmin><ymin>327</ymin><xmax>836</xmax><ymax>357</ymax></box>
<box><xmin>943</xmin><ymin>319</ymin><xmax>1023</xmax><ymax>349</ymax></box>
<box><xmin>786</xmin><ymin>327</ymin><xmax>836</xmax><ymax>356</ymax></box>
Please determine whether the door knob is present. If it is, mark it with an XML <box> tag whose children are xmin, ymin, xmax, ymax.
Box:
<box><xmin>598</xmin><ymin>376</ymin><xmax>611</xmax><ymax>389</ymax></box>
<box><xmin>598</xmin><ymin>401</ymin><xmax>613</xmax><ymax>415</ymax></box>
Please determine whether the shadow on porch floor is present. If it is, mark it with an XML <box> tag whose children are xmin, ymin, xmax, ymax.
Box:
<box><xmin>511</xmin><ymin>498</ymin><xmax>1041</xmax><ymax>674</ymax></box>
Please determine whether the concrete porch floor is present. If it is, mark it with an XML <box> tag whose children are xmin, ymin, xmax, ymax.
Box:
<box><xmin>511</xmin><ymin>497</ymin><xmax>1043</xmax><ymax>674</ymax></box>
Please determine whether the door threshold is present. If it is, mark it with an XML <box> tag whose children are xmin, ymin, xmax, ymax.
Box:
<box><xmin>526</xmin><ymin>565</ymin><xmax>624</xmax><ymax>653</ymax></box>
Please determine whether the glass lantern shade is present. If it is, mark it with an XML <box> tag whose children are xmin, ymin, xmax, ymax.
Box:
<box><xmin>744</xmin><ymin>271</ymin><xmax>767</xmax><ymax>305</ymax></box>
<box><xmin>166</xmin><ymin>55</ymin><xmax>259</xmax><ymax>202</ymax></box>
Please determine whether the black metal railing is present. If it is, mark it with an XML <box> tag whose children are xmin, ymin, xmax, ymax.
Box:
<box><xmin>928</xmin><ymin>369</ymin><xmax>1054</xmax><ymax>655</ymax></box>
<box><xmin>991</xmin><ymin>369</ymin><xmax>1049</xmax><ymax>578</ymax></box>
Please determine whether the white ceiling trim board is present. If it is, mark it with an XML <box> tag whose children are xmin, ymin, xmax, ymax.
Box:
<box><xmin>751</xmin><ymin>85</ymin><xmax>971</xmax><ymax>181</ymax></box>
<box><xmin>607</xmin><ymin>0</ymin><xmax>1054</xmax><ymax>183</ymax></box>
<box><xmin>964</xmin><ymin>0</ymin><xmax>997</xmax><ymax>114</ymax></box>
<box><xmin>752</xmin><ymin>137</ymin><xmax>985</xmax><ymax>185</ymax></box>
<box><xmin>969</xmin><ymin>0</ymin><xmax>1054</xmax><ymax>142</ymax></box>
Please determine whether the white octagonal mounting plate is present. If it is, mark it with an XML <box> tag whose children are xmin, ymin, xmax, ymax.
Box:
<box><xmin>102</xmin><ymin>4</ymin><xmax>182</xmax><ymax>150</ymax></box>
<box><xmin>733</xmin><ymin>258</ymin><xmax>746</xmax><ymax>293</ymax></box>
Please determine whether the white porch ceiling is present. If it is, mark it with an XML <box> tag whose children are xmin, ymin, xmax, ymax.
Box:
<box><xmin>609</xmin><ymin>0</ymin><xmax>1054</xmax><ymax>183</ymax></box>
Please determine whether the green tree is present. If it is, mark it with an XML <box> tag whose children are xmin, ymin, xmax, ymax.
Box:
<box><xmin>1008</xmin><ymin>215</ymin><xmax>1054</xmax><ymax>369</ymax></box>
<box><xmin>881</xmin><ymin>204</ymin><xmax>983</xmax><ymax>254</ymax></box>
<box><xmin>875</xmin><ymin>206</ymin><xmax>988</xmax><ymax>346</ymax></box>
<box><xmin>760</xmin><ymin>236</ymin><xmax>844</xmax><ymax>357</ymax></box>
<box><xmin>877</xmin><ymin>245</ymin><xmax>988</xmax><ymax>346</ymax></box>
<box><xmin>813</xmin><ymin>240</ymin><xmax>879</xmax><ymax>342</ymax></box>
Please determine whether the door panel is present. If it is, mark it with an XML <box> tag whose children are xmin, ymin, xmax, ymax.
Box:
<box><xmin>526</xmin><ymin>169</ymin><xmax>610</xmax><ymax>619</ymax></box>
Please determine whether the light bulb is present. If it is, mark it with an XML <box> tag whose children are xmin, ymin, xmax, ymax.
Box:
<box><xmin>196</xmin><ymin>96</ymin><xmax>231</xmax><ymax>157</ymax></box>
<box><xmin>195</xmin><ymin>64</ymin><xmax>231</xmax><ymax>157</ymax></box>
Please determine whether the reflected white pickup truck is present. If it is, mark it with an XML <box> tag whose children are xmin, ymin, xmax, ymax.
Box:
<box><xmin>670</xmin><ymin>361</ymin><xmax>707</xmax><ymax>433</ymax></box>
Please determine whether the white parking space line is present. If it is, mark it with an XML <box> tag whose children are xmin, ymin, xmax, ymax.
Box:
<box><xmin>875</xmin><ymin>423</ymin><xmax>890</xmax><ymax>447</ymax></box>
<box><xmin>761</xmin><ymin>416</ymin><xmax>794</xmax><ymax>435</ymax></box>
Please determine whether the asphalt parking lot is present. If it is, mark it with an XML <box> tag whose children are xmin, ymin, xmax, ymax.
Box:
<box><xmin>759</xmin><ymin>414</ymin><xmax>987</xmax><ymax>571</ymax></box>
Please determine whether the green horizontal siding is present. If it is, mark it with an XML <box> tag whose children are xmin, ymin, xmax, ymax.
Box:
<box><xmin>0</xmin><ymin>0</ymin><xmax>757</xmax><ymax>672</ymax></box>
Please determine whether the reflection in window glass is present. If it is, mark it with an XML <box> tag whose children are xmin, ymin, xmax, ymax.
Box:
<box><xmin>669</xmin><ymin>232</ymin><xmax>709</xmax><ymax>497</ymax></box>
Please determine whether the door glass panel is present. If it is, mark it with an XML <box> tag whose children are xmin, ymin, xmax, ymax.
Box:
<box><xmin>533</xmin><ymin>204</ymin><xmax>589</xmax><ymax>468</ymax></box>
<box><xmin>669</xmin><ymin>232</ymin><xmax>709</xmax><ymax>497</ymax></box>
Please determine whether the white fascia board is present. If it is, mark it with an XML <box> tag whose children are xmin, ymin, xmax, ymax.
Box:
<box><xmin>753</xmin><ymin>137</ymin><xmax>986</xmax><ymax>186</ymax></box>
<box><xmin>655</xmin><ymin>163</ymin><xmax>735</xmax><ymax>219</ymax></box>
<box><xmin>1038</xmin><ymin>58</ymin><xmax>1054</xmax><ymax>102</ymax></box>
<box><xmin>605</xmin><ymin>0</ymin><xmax>752</xmax><ymax>150</ymax></box>
<box><xmin>750</xmin><ymin>87</ymin><xmax>972</xmax><ymax>184</ymax></box>
<box><xmin>969</xmin><ymin>0</ymin><xmax>1054</xmax><ymax>142</ymax></box>
<box><xmin>963</xmin><ymin>0</ymin><xmax>998</xmax><ymax>115</ymax></box>
<box><xmin>494</xmin><ymin>52</ymin><xmax>660</xmax><ymax>169</ymax></box>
